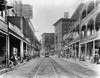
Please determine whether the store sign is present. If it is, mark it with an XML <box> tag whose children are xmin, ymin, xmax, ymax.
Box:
<box><xmin>22</xmin><ymin>4</ymin><xmax>33</xmax><ymax>19</ymax></box>
<box><xmin>0</xmin><ymin>20</ymin><xmax>8</xmax><ymax>32</ymax></box>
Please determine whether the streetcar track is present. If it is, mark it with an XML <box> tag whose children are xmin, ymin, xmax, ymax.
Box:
<box><xmin>51</xmin><ymin>58</ymin><xmax>83</xmax><ymax>78</ymax></box>
<box><xmin>32</xmin><ymin>58</ymin><xmax>45</xmax><ymax>78</ymax></box>
<box><xmin>50</xmin><ymin>58</ymin><xmax>58</xmax><ymax>78</ymax></box>
<box><xmin>33</xmin><ymin>57</ymin><xmax>59</xmax><ymax>78</ymax></box>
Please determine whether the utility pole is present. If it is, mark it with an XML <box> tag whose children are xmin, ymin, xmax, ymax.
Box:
<box><xmin>20</xmin><ymin>0</ymin><xmax>23</xmax><ymax>63</ymax></box>
<box><xmin>20</xmin><ymin>0</ymin><xmax>23</xmax><ymax>33</ymax></box>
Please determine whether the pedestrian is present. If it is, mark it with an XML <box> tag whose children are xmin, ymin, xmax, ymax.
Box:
<box><xmin>81</xmin><ymin>53</ymin><xmax>85</xmax><ymax>61</ymax></box>
<box><xmin>94</xmin><ymin>51</ymin><xmax>99</xmax><ymax>64</ymax></box>
<box><xmin>10</xmin><ymin>56</ymin><xmax>15</xmax><ymax>66</ymax></box>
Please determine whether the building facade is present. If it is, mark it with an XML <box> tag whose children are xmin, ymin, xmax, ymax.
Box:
<box><xmin>53</xmin><ymin>18</ymin><xmax>75</xmax><ymax>56</ymax></box>
<box><xmin>0</xmin><ymin>0</ymin><xmax>40</xmax><ymax>69</ymax></box>
<box><xmin>64</xmin><ymin>0</ymin><xmax>100</xmax><ymax>62</ymax></box>
<box><xmin>41</xmin><ymin>33</ymin><xmax>54</xmax><ymax>54</ymax></box>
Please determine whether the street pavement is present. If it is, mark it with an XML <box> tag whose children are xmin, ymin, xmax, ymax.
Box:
<box><xmin>0</xmin><ymin>58</ymin><xmax>44</xmax><ymax>78</ymax></box>
<box><xmin>0</xmin><ymin>56</ymin><xmax>99</xmax><ymax>78</ymax></box>
<box><xmin>51</xmin><ymin>56</ymin><xmax>97</xmax><ymax>78</ymax></box>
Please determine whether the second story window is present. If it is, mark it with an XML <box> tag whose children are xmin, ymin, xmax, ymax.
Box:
<box><xmin>95</xmin><ymin>13</ymin><xmax>100</xmax><ymax>33</ymax></box>
<box><xmin>81</xmin><ymin>25</ymin><xmax>86</xmax><ymax>38</ymax></box>
<box><xmin>87</xmin><ymin>1</ymin><xmax>94</xmax><ymax>14</ymax></box>
<box><xmin>81</xmin><ymin>9</ymin><xmax>87</xmax><ymax>19</ymax></box>
<box><xmin>87</xmin><ymin>19</ymin><xmax>94</xmax><ymax>36</ymax></box>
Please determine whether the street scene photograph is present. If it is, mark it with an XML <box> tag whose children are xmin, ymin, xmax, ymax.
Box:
<box><xmin>0</xmin><ymin>0</ymin><xmax>100</xmax><ymax>78</ymax></box>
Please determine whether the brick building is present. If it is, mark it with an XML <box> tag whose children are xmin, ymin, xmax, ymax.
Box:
<box><xmin>41</xmin><ymin>33</ymin><xmax>54</xmax><ymax>53</ymax></box>
<box><xmin>53</xmin><ymin>18</ymin><xmax>75</xmax><ymax>56</ymax></box>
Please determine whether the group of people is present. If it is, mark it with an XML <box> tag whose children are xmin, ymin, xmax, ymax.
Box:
<box><xmin>9</xmin><ymin>55</ymin><xmax>20</xmax><ymax>67</ymax></box>
<box><xmin>66</xmin><ymin>49</ymin><xmax>100</xmax><ymax>64</ymax></box>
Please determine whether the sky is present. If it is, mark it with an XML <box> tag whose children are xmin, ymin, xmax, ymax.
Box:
<box><xmin>22</xmin><ymin>0</ymin><xmax>83</xmax><ymax>40</ymax></box>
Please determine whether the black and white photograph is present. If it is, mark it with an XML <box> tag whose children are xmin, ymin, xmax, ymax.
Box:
<box><xmin>0</xmin><ymin>0</ymin><xmax>100</xmax><ymax>78</ymax></box>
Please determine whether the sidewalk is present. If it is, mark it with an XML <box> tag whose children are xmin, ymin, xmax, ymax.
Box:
<box><xmin>60</xmin><ymin>57</ymin><xmax>100</xmax><ymax>78</ymax></box>
<box><xmin>0</xmin><ymin>60</ymin><xmax>28</xmax><ymax>75</ymax></box>
<box><xmin>52</xmin><ymin>55</ymin><xmax>100</xmax><ymax>71</ymax></box>
<box><xmin>60</xmin><ymin>58</ymin><xmax>96</xmax><ymax>69</ymax></box>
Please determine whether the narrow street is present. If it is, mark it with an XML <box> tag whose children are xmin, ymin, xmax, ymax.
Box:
<box><xmin>1</xmin><ymin>0</ymin><xmax>100</xmax><ymax>78</ymax></box>
<box><xmin>0</xmin><ymin>56</ymin><xmax>98</xmax><ymax>78</ymax></box>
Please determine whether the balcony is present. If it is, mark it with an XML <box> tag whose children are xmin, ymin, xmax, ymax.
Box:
<box><xmin>81</xmin><ymin>4</ymin><xmax>100</xmax><ymax>26</ymax></box>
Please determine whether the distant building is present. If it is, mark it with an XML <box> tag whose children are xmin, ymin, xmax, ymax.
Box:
<box><xmin>53</xmin><ymin>17</ymin><xmax>75</xmax><ymax>56</ymax></box>
<box><xmin>41</xmin><ymin>33</ymin><xmax>54</xmax><ymax>53</ymax></box>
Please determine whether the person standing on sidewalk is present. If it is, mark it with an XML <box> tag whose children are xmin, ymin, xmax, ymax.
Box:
<box><xmin>94</xmin><ymin>50</ymin><xmax>99</xmax><ymax>64</ymax></box>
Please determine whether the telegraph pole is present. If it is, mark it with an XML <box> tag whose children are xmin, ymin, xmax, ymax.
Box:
<box><xmin>20</xmin><ymin>0</ymin><xmax>23</xmax><ymax>33</ymax></box>
<box><xmin>20</xmin><ymin>0</ymin><xmax>23</xmax><ymax>63</ymax></box>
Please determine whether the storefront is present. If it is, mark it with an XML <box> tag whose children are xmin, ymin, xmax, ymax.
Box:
<box><xmin>0</xmin><ymin>32</ymin><xmax>7</xmax><ymax>68</ymax></box>
<box><xmin>0</xmin><ymin>18</ymin><xmax>8</xmax><ymax>68</ymax></box>
<box><xmin>9</xmin><ymin>34</ymin><xmax>21</xmax><ymax>62</ymax></box>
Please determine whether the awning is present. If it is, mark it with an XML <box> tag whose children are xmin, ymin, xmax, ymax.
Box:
<box><xmin>7</xmin><ymin>16</ymin><xmax>35</xmax><ymax>44</ymax></box>
<box><xmin>7</xmin><ymin>16</ymin><xmax>41</xmax><ymax>46</ymax></box>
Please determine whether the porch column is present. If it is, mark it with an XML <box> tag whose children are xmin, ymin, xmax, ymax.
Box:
<box><xmin>79</xmin><ymin>44</ymin><xmax>81</xmax><ymax>59</ymax></box>
<box><xmin>72</xmin><ymin>44</ymin><xmax>74</xmax><ymax>58</ymax></box>
<box><xmin>26</xmin><ymin>43</ymin><xmax>28</xmax><ymax>56</ymax></box>
<box><xmin>20</xmin><ymin>40</ymin><xmax>23</xmax><ymax>63</ymax></box>
<box><xmin>85</xmin><ymin>43</ymin><xmax>87</xmax><ymax>60</ymax></box>
<box><xmin>93</xmin><ymin>41</ymin><xmax>95</xmax><ymax>58</ymax></box>
<box><xmin>6</xmin><ymin>35</ymin><xmax>10</xmax><ymax>67</ymax></box>
<box><xmin>85</xmin><ymin>24</ymin><xmax>87</xmax><ymax>37</ymax></box>
<box><xmin>75</xmin><ymin>43</ymin><xmax>77</xmax><ymax>59</ymax></box>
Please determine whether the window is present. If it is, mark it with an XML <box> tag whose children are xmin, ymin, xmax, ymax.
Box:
<box><xmin>0</xmin><ymin>11</ymin><xmax>3</xmax><ymax>17</ymax></box>
<box><xmin>87</xmin><ymin>1</ymin><xmax>94</xmax><ymax>14</ymax></box>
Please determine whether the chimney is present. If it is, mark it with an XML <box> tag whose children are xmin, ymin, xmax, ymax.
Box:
<box><xmin>64</xmin><ymin>12</ymin><xmax>69</xmax><ymax>19</ymax></box>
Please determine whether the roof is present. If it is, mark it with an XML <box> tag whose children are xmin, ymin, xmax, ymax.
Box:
<box><xmin>71</xmin><ymin>3</ymin><xmax>84</xmax><ymax>20</ymax></box>
<box><xmin>53</xmin><ymin>18</ymin><xmax>75</xmax><ymax>26</ymax></box>
<box><xmin>41</xmin><ymin>33</ymin><xmax>54</xmax><ymax>37</ymax></box>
